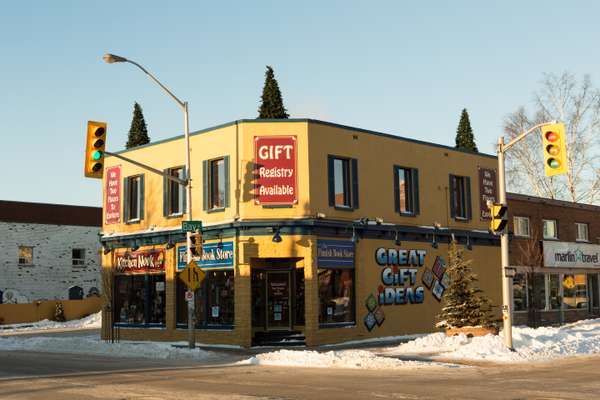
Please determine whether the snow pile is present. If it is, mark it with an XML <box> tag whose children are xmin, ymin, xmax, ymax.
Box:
<box><xmin>385</xmin><ymin>318</ymin><xmax>600</xmax><ymax>362</ymax></box>
<box><xmin>0</xmin><ymin>312</ymin><xmax>101</xmax><ymax>333</ymax></box>
<box><xmin>243</xmin><ymin>349</ymin><xmax>457</xmax><ymax>369</ymax></box>
<box><xmin>0</xmin><ymin>334</ymin><xmax>214</xmax><ymax>360</ymax></box>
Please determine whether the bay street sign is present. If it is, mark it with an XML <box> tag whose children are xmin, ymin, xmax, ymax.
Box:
<box><xmin>182</xmin><ymin>220</ymin><xmax>203</xmax><ymax>232</ymax></box>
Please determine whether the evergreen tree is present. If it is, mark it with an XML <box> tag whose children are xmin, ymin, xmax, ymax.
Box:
<box><xmin>436</xmin><ymin>240</ymin><xmax>494</xmax><ymax>329</ymax></box>
<box><xmin>258</xmin><ymin>66</ymin><xmax>289</xmax><ymax>119</ymax></box>
<box><xmin>126</xmin><ymin>102</ymin><xmax>150</xmax><ymax>149</ymax></box>
<box><xmin>455</xmin><ymin>108</ymin><xmax>478</xmax><ymax>152</ymax></box>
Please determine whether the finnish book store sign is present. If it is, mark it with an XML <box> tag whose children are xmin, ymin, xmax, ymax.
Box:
<box><xmin>544</xmin><ymin>241</ymin><xmax>600</xmax><ymax>268</ymax></box>
<box><xmin>115</xmin><ymin>250</ymin><xmax>165</xmax><ymax>274</ymax></box>
<box><xmin>254</xmin><ymin>136</ymin><xmax>297</xmax><ymax>205</ymax></box>
<box><xmin>177</xmin><ymin>242</ymin><xmax>234</xmax><ymax>271</ymax></box>
<box><xmin>105</xmin><ymin>166</ymin><xmax>121</xmax><ymax>224</ymax></box>
<box><xmin>317</xmin><ymin>240</ymin><xmax>355</xmax><ymax>268</ymax></box>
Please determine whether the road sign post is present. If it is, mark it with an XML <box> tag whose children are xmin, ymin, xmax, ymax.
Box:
<box><xmin>179</xmin><ymin>260</ymin><xmax>205</xmax><ymax>350</ymax></box>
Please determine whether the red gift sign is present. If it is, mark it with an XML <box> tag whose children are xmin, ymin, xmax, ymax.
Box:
<box><xmin>254</xmin><ymin>136</ymin><xmax>297</xmax><ymax>205</ymax></box>
<box><xmin>105</xmin><ymin>166</ymin><xmax>121</xmax><ymax>224</ymax></box>
<box><xmin>115</xmin><ymin>250</ymin><xmax>165</xmax><ymax>274</ymax></box>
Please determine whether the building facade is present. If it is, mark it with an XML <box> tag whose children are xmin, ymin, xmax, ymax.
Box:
<box><xmin>508</xmin><ymin>193</ymin><xmax>600</xmax><ymax>326</ymax></box>
<box><xmin>0</xmin><ymin>201</ymin><xmax>102</xmax><ymax>303</ymax></box>
<box><xmin>100</xmin><ymin>119</ymin><xmax>502</xmax><ymax>347</ymax></box>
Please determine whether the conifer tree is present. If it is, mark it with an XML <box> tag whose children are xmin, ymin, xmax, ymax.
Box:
<box><xmin>436</xmin><ymin>240</ymin><xmax>494</xmax><ymax>329</ymax></box>
<box><xmin>126</xmin><ymin>102</ymin><xmax>150</xmax><ymax>149</ymax></box>
<box><xmin>258</xmin><ymin>66</ymin><xmax>289</xmax><ymax>119</ymax></box>
<box><xmin>455</xmin><ymin>108</ymin><xmax>478</xmax><ymax>152</ymax></box>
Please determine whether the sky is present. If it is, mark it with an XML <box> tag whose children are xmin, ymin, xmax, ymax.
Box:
<box><xmin>1</xmin><ymin>1</ymin><xmax>599</xmax><ymax>207</ymax></box>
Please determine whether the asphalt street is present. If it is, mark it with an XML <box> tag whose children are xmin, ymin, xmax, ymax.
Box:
<box><xmin>1</xmin><ymin>350</ymin><xmax>600</xmax><ymax>400</ymax></box>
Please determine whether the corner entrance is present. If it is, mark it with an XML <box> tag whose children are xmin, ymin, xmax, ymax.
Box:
<box><xmin>251</xmin><ymin>258</ymin><xmax>305</xmax><ymax>345</ymax></box>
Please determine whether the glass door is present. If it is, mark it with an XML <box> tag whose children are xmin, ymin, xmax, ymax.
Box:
<box><xmin>266</xmin><ymin>271</ymin><xmax>291</xmax><ymax>330</ymax></box>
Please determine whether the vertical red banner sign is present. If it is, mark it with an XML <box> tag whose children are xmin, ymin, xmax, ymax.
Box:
<box><xmin>105</xmin><ymin>166</ymin><xmax>121</xmax><ymax>224</ymax></box>
<box><xmin>254</xmin><ymin>136</ymin><xmax>297</xmax><ymax>205</ymax></box>
<box><xmin>478</xmin><ymin>167</ymin><xmax>497</xmax><ymax>220</ymax></box>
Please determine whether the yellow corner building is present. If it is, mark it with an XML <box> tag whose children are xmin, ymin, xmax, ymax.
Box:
<box><xmin>100</xmin><ymin>119</ymin><xmax>502</xmax><ymax>347</ymax></box>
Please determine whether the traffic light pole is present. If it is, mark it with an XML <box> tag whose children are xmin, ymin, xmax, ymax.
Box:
<box><xmin>496</xmin><ymin>120</ymin><xmax>557</xmax><ymax>350</ymax></box>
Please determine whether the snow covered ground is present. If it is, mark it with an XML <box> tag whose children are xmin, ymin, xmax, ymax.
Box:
<box><xmin>0</xmin><ymin>312</ymin><xmax>101</xmax><ymax>334</ymax></box>
<box><xmin>383</xmin><ymin>318</ymin><xmax>600</xmax><ymax>363</ymax></box>
<box><xmin>241</xmin><ymin>349</ymin><xmax>458</xmax><ymax>370</ymax></box>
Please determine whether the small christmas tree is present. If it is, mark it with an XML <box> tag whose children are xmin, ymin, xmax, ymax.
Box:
<box><xmin>436</xmin><ymin>240</ymin><xmax>494</xmax><ymax>329</ymax></box>
<box><xmin>258</xmin><ymin>66</ymin><xmax>289</xmax><ymax>119</ymax></box>
<box><xmin>455</xmin><ymin>108</ymin><xmax>478</xmax><ymax>152</ymax></box>
<box><xmin>126</xmin><ymin>102</ymin><xmax>151</xmax><ymax>149</ymax></box>
<box><xmin>54</xmin><ymin>302</ymin><xmax>66</xmax><ymax>322</ymax></box>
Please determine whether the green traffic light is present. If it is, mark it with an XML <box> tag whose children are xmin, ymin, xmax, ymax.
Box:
<box><xmin>547</xmin><ymin>158</ymin><xmax>560</xmax><ymax>169</ymax></box>
<box><xmin>92</xmin><ymin>150</ymin><xmax>103</xmax><ymax>161</ymax></box>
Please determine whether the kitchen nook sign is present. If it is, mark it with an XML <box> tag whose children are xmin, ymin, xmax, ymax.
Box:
<box><xmin>254</xmin><ymin>136</ymin><xmax>297</xmax><ymax>205</ymax></box>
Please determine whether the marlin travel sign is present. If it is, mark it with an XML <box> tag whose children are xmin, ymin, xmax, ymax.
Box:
<box><xmin>543</xmin><ymin>241</ymin><xmax>600</xmax><ymax>268</ymax></box>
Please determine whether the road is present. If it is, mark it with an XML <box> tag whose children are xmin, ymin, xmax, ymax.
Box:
<box><xmin>1</xmin><ymin>350</ymin><xmax>600</xmax><ymax>399</ymax></box>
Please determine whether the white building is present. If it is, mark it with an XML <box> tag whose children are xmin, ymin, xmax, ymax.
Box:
<box><xmin>0</xmin><ymin>200</ymin><xmax>102</xmax><ymax>303</ymax></box>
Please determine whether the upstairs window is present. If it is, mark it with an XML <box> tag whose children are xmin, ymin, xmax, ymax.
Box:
<box><xmin>514</xmin><ymin>216</ymin><xmax>530</xmax><ymax>237</ymax></box>
<box><xmin>72</xmin><ymin>248</ymin><xmax>86</xmax><ymax>266</ymax></box>
<box><xmin>449</xmin><ymin>174</ymin><xmax>472</xmax><ymax>220</ymax></box>
<box><xmin>543</xmin><ymin>219</ymin><xmax>558</xmax><ymax>239</ymax></box>
<box><xmin>124</xmin><ymin>175</ymin><xmax>145</xmax><ymax>223</ymax></box>
<box><xmin>394</xmin><ymin>166</ymin><xmax>419</xmax><ymax>215</ymax></box>
<box><xmin>203</xmin><ymin>156</ymin><xmax>230</xmax><ymax>211</ymax></box>
<box><xmin>164</xmin><ymin>167</ymin><xmax>185</xmax><ymax>216</ymax></box>
<box><xmin>328</xmin><ymin>156</ymin><xmax>359</xmax><ymax>210</ymax></box>
<box><xmin>18</xmin><ymin>246</ymin><xmax>33</xmax><ymax>266</ymax></box>
<box><xmin>576</xmin><ymin>223</ymin><xmax>589</xmax><ymax>242</ymax></box>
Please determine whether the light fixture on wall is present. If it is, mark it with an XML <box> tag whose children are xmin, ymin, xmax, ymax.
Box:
<box><xmin>131</xmin><ymin>241</ymin><xmax>140</xmax><ymax>252</ymax></box>
<box><xmin>165</xmin><ymin>241</ymin><xmax>175</xmax><ymax>250</ymax></box>
<box><xmin>351</xmin><ymin>226</ymin><xmax>359</xmax><ymax>243</ymax></box>
<box><xmin>103</xmin><ymin>245</ymin><xmax>112</xmax><ymax>255</ymax></box>
<box><xmin>431</xmin><ymin>229</ymin><xmax>438</xmax><ymax>249</ymax></box>
<box><xmin>394</xmin><ymin>231</ymin><xmax>401</xmax><ymax>246</ymax></box>
<box><xmin>272</xmin><ymin>227</ymin><xmax>282</xmax><ymax>243</ymax></box>
<box><xmin>315</xmin><ymin>212</ymin><xmax>326</xmax><ymax>219</ymax></box>
<box><xmin>466</xmin><ymin>233</ymin><xmax>473</xmax><ymax>250</ymax></box>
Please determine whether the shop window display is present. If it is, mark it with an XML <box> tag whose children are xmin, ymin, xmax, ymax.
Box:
<box><xmin>563</xmin><ymin>274</ymin><xmax>588</xmax><ymax>310</ymax></box>
<box><xmin>549</xmin><ymin>274</ymin><xmax>561</xmax><ymax>310</ymax></box>
<box><xmin>115</xmin><ymin>274</ymin><xmax>165</xmax><ymax>325</ymax></box>
<box><xmin>177</xmin><ymin>270</ymin><xmax>234</xmax><ymax>328</ymax></box>
<box><xmin>513</xmin><ymin>274</ymin><xmax>527</xmax><ymax>311</ymax></box>
<box><xmin>528</xmin><ymin>273</ymin><xmax>547</xmax><ymax>310</ymax></box>
<box><xmin>318</xmin><ymin>268</ymin><xmax>355</xmax><ymax>325</ymax></box>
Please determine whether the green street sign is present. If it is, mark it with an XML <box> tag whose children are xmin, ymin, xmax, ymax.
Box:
<box><xmin>182</xmin><ymin>220</ymin><xmax>203</xmax><ymax>232</ymax></box>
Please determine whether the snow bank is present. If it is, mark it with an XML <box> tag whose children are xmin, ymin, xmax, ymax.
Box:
<box><xmin>0</xmin><ymin>334</ymin><xmax>214</xmax><ymax>360</ymax></box>
<box><xmin>385</xmin><ymin>318</ymin><xmax>600</xmax><ymax>362</ymax></box>
<box><xmin>242</xmin><ymin>349</ymin><xmax>458</xmax><ymax>369</ymax></box>
<box><xmin>0</xmin><ymin>312</ymin><xmax>101</xmax><ymax>333</ymax></box>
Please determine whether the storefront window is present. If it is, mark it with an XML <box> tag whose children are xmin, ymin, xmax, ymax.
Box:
<box><xmin>549</xmin><ymin>274</ymin><xmax>561</xmax><ymax>310</ymax></box>
<box><xmin>115</xmin><ymin>274</ymin><xmax>165</xmax><ymax>325</ymax></box>
<box><xmin>318</xmin><ymin>268</ymin><xmax>355</xmax><ymax>325</ymax></box>
<box><xmin>528</xmin><ymin>273</ymin><xmax>546</xmax><ymax>310</ymax></box>
<box><xmin>295</xmin><ymin>268</ymin><xmax>305</xmax><ymax>325</ymax></box>
<box><xmin>563</xmin><ymin>274</ymin><xmax>588</xmax><ymax>310</ymax></box>
<box><xmin>176</xmin><ymin>270</ymin><xmax>234</xmax><ymax>328</ymax></box>
<box><xmin>513</xmin><ymin>274</ymin><xmax>527</xmax><ymax>311</ymax></box>
<box><xmin>588</xmin><ymin>274</ymin><xmax>599</xmax><ymax>309</ymax></box>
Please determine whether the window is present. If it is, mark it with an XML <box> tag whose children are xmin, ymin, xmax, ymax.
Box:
<box><xmin>394</xmin><ymin>166</ymin><xmax>420</xmax><ymax>215</ymax></box>
<box><xmin>514</xmin><ymin>216</ymin><xmax>530</xmax><ymax>237</ymax></box>
<box><xmin>563</xmin><ymin>274</ymin><xmax>588</xmax><ymax>310</ymax></box>
<box><xmin>328</xmin><ymin>156</ymin><xmax>359</xmax><ymax>209</ymax></box>
<box><xmin>543</xmin><ymin>219</ymin><xmax>558</xmax><ymax>239</ymax></box>
<box><xmin>18</xmin><ymin>246</ymin><xmax>33</xmax><ymax>265</ymax></box>
<box><xmin>576</xmin><ymin>223</ymin><xmax>589</xmax><ymax>242</ymax></box>
<box><xmin>318</xmin><ymin>268</ymin><xmax>355</xmax><ymax>325</ymax></box>
<box><xmin>124</xmin><ymin>175</ymin><xmax>144</xmax><ymax>222</ymax></box>
<box><xmin>449</xmin><ymin>174</ymin><xmax>471</xmax><ymax>220</ymax></box>
<box><xmin>164</xmin><ymin>167</ymin><xmax>185</xmax><ymax>216</ymax></box>
<box><xmin>588</xmin><ymin>274</ymin><xmax>599</xmax><ymax>310</ymax></box>
<box><xmin>203</xmin><ymin>156</ymin><xmax>230</xmax><ymax>211</ymax></box>
<box><xmin>72</xmin><ymin>248</ymin><xmax>85</xmax><ymax>266</ymax></box>
<box><xmin>513</xmin><ymin>273</ymin><xmax>527</xmax><ymax>311</ymax></box>
<box><xmin>528</xmin><ymin>273</ymin><xmax>547</xmax><ymax>311</ymax></box>
<box><xmin>114</xmin><ymin>274</ymin><xmax>166</xmax><ymax>325</ymax></box>
<box><xmin>548</xmin><ymin>274</ymin><xmax>561</xmax><ymax>310</ymax></box>
<box><xmin>177</xmin><ymin>270</ymin><xmax>235</xmax><ymax>328</ymax></box>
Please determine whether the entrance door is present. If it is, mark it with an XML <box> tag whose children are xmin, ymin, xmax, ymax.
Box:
<box><xmin>266</xmin><ymin>271</ymin><xmax>291</xmax><ymax>330</ymax></box>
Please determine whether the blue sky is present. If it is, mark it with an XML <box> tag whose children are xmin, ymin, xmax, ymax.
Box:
<box><xmin>1</xmin><ymin>1</ymin><xmax>598</xmax><ymax>206</ymax></box>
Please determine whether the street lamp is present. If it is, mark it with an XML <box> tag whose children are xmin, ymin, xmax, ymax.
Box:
<box><xmin>103</xmin><ymin>53</ymin><xmax>195</xmax><ymax>348</ymax></box>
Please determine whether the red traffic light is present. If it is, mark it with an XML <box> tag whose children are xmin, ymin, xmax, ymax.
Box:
<box><xmin>545</xmin><ymin>131</ymin><xmax>559</xmax><ymax>142</ymax></box>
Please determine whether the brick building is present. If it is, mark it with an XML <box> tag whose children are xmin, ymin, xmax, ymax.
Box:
<box><xmin>0</xmin><ymin>201</ymin><xmax>102</xmax><ymax>303</ymax></box>
<box><xmin>507</xmin><ymin>193</ymin><xmax>600</xmax><ymax>326</ymax></box>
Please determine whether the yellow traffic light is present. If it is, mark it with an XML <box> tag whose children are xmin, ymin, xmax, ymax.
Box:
<box><xmin>541</xmin><ymin>122</ymin><xmax>567</xmax><ymax>177</ymax></box>
<box><xmin>489</xmin><ymin>203</ymin><xmax>508</xmax><ymax>234</ymax></box>
<box><xmin>84</xmin><ymin>121</ymin><xmax>107</xmax><ymax>178</ymax></box>
<box><xmin>189</xmin><ymin>231</ymin><xmax>203</xmax><ymax>257</ymax></box>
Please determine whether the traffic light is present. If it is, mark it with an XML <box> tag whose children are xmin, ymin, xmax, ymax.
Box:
<box><xmin>189</xmin><ymin>231</ymin><xmax>203</xmax><ymax>257</ymax></box>
<box><xmin>84</xmin><ymin>121</ymin><xmax>107</xmax><ymax>178</ymax></box>
<box><xmin>489</xmin><ymin>203</ymin><xmax>508</xmax><ymax>234</ymax></box>
<box><xmin>541</xmin><ymin>122</ymin><xmax>567</xmax><ymax>177</ymax></box>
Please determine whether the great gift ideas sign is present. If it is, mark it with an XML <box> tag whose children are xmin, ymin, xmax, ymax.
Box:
<box><xmin>254</xmin><ymin>136</ymin><xmax>297</xmax><ymax>205</ymax></box>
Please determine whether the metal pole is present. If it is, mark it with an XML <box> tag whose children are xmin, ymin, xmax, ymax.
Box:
<box><xmin>183</xmin><ymin>101</ymin><xmax>195</xmax><ymax>350</ymax></box>
<box><xmin>497</xmin><ymin>136</ymin><xmax>514</xmax><ymax>350</ymax></box>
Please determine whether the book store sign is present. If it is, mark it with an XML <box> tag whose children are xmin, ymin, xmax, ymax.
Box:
<box><xmin>115</xmin><ymin>249</ymin><xmax>165</xmax><ymax>273</ymax></box>
<box><xmin>177</xmin><ymin>242</ymin><xmax>234</xmax><ymax>271</ymax></box>
<box><xmin>543</xmin><ymin>241</ymin><xmax>600</xmax><ymax>268</ymax></box>
<box><xmin>254</xmin><ymin>136</ymin><xmax>297</xmax><ymax>205</ymax></box>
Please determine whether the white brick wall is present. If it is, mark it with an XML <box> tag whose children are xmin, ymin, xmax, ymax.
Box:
<box><xmin>0</xmin><ymin>222</ymin><xmax>101</xmax><ymax>302</ymax></box>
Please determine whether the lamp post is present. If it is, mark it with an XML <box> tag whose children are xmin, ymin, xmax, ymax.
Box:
<box><xmin>103</xmin><ymin>53</ymin><xmax>195</xmax><ymax>349</ymax></box>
